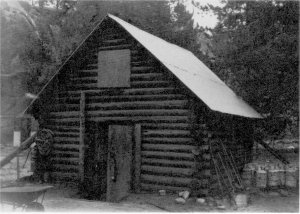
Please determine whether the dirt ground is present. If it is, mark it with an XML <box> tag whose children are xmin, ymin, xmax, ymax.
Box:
<box><xmin>0</xmin><ymin>147</ymin><xmax>299</xmax><ymax>212</ymax></box>
<box><xmin>0</xmin><ymin>182</ymin><xmax>298</xmax><ymax>212</ymax></box>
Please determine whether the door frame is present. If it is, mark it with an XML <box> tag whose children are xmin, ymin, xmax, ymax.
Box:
<box><xmin>106</xmin><ymin>123</ymin><xmax>142</xmax><ymax>201</ymax></box>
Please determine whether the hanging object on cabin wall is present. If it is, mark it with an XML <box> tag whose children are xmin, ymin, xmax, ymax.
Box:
<box><xmin>32</xmin><ymin>129</ymin><xmax>54</xmax><ymax>183</ymax></box>
<box><xmin>34</xmin><ymin>129</ymin><xmax>54</xmax><ymax>156</ymax></box>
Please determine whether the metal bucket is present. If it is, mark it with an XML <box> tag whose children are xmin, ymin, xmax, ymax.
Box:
<box><xmin>234</xmin><ymin>193</ymin><xmax>248</xmax><ymax>208</ymax></box>
<box><xmin>285</xmin><ymin>166</ymin><xmax>297</xmax><ymax>188</ymax></box>
<box><xmin>268</xmin><ymin>169</ymin><xmax>280</xmax><ymax>187</ymax></box>
<box><xmin>242</xmin><ymin>164</ymin><xmax>256</xmax><ymax>187</ymax></box>
<box><xmin>256</xmin><ymin>167</ymin><xmax>267</xmax><ymax>188</ymax></box>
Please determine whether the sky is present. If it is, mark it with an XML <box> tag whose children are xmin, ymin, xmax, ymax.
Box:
<box><xmin>183</xmin><ymin>0</ymin><xmax>224</xmax><ymax>29</ymax></box>
<box><xmin>4</xmin><ymin>0</ymin><xmax>223</xmax><ymax>29</ymax></box>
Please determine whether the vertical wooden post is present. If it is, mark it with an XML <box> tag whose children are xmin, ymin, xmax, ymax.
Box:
<box><xmin>134</xmin><ymin>124</ymin><xmax>141</xmax><ymax>193</ymax></box>
<box><xmin>16</xmin><ymin>155</ymin><xmax>20</xmax><ymax>180</ymax></box>
<box><xmin>79</xmin><ymin>92</ymin><xmax>86</xmax><ymax>182</ymax></box>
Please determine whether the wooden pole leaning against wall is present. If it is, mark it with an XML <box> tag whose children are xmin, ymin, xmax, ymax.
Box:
<box><xmin>79</xmin><ymin>92</ymin><xmax>86</xmax><ymax>182</ymax></box>
<box><xmin>0</xmin><ymin>132</ymin><xmax>37</xmax><ymax>168</ymax></box>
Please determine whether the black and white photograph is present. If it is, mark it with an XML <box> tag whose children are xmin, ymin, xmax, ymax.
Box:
<box><xmin>0</xmin><ymin>0</ymin><xmax>298</xmax><ymax>212</ymax></box>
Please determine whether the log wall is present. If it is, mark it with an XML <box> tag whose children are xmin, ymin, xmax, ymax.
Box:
<box><xmin>38</xmin><ymin>19</ymin><xmax>198</xmax><ymax>192</ymax></box>
<box><xmin>33</xmin><ymin>18</ymin><xmax>253</xmax><ymax>196</ymax></box>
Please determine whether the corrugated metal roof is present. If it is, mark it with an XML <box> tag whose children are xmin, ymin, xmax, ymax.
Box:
<box><xmin>109</xmin><ymin>14</ymin><xmax>262</xmax><ymax>118</ymax></box>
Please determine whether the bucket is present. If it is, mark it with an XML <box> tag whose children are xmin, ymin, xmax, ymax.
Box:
<box><xmin>278</xmin><ymin>165</ymin><xmax>286</xmax><ymax>187</ymax></box>
<box><xmin>268</xmin><ymin>168</ymin><xmax>281</xmax><ymax>187</ymax></box>
<box><xmin>242</xmin><ymin>164</ymin><xmax>255</xmax><ymax>187</ymax></box>
<box><xmin>234</xmin><ymin>193</ymin><xmax>248</xmax><ymax>208</ymax></box>
<box><xmin>256</xmin><ymin>167</ymin><xmax>267</xmax><ymax>188</ymax></box>
<box><xmin>285</xmin><ymin>165</ymin><xmax>297</xmax><ymax>188</ymax></box>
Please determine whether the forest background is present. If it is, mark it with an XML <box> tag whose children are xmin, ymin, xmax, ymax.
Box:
<box><xmin>0</xmin><ymin>0</ymin><xmax>298</xmax><ymax>144</ymax></box>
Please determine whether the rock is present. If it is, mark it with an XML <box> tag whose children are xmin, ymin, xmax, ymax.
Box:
<box><xmin>182</xmin><ymin>191</ymin><xmax>190</xmax><ymax>199</ymax></box>
<box><xmin>268</xmin><ymin>191</ymin><xmax>280</xmax><ymax>196</ymax></box>
<box><xmin>278</xmin><ymin>189</ymin><xmax>289</xmax><ymax>197</ymax></box>
<box><xmin>178</xmin><ymin>190</ymin><xmax>190</xmax><ymax>199</ymax></box>
<box><xmin>175</xmin><ymin>197</ymin><xmax>186</xmax><ymax>204</ymax></box>
<box><xmin>207</xmin><ymin>200</ymin><xmax>217</xmax><ymax>207</ymax></box>
<box><xmin>158</xmin><ymin>190</ymin><xmax>166</xmax><ymax>196</ymax></box>
<box><xmin>217</xmin><ymin>205</ymin><xmax>226</xmax><ymax>210</ymax></box>
<box><xmin>196</xmin><ymin>198</ymin><xmax>206</xmax><ymax>204</ymax></box>
<box><xmin>216</xmin><ymin>197</ymin><xmax>231</xmax><ymax>210</ymax></box>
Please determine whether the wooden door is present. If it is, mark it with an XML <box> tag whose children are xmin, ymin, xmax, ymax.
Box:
<box><xmin>107</xmin><ymin>125</ymin><xmax>133</xmax><ymax>202</ymax></box>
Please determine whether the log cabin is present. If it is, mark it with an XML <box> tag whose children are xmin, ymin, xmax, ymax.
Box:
<box><xmin>23</xmin><ymin>14</ymin><xmax>262</xmax><ymax>201</ymax></box>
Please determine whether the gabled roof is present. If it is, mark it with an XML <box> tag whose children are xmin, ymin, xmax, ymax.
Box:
<box><xmin>24</xmin><ymin>14</ymin><xmax>262</xmax><ymax>118</ymax></box>
<box><xmin>108</xmin><ymin>14</ymin><xmax>261</xmax><ymax>118</ymax></box>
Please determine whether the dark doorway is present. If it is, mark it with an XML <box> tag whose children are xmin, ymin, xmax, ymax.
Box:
<box><xmin>83</xmin><ymin>122</ymin><xmax>108</xmax><ymax>200</ymax></box>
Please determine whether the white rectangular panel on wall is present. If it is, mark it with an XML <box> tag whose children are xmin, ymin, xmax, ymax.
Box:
<box><xmin>98</xmin><ymin>49</ymin><xmax>130</xmax><ymax>88</ymax></box>
<box><xmin>13</xmin><ymin>131</ymin><xmax>21</xmax><ymax>147</ymax></box>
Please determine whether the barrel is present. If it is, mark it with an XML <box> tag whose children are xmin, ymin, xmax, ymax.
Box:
<box><xmin>285</xmin><ymin>165</ymin><xmax>297</xmax><ymax>188</ymax></box>
<box><xmin>234</xmin><ymin>193</ymin><xmax>249</xmax><ymax>208</ymax></box>
<box><xmin>242</xmin><ymin>163</ymin><xmax>255</xmax><ymax>187</ymax></box>
<box><xmin>268</xmin><ymin>168</ymin><xmax>281</xmax><ymax>187</ymax></box>
<box><xmin>256</xmin><ymin>167</ymin><xmax>267</xmax><ymax>188</ymax></box>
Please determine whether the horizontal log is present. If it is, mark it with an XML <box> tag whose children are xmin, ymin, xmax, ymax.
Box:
<box><xmin>64</xmin><ymin>87</ymin><xmax>179</xmax><ymax>97</ymax></box>
<box><xmin>71</xmin><ymin>78</ymin><xmax>97</xmax><ymax>84</ymax></box>
<box><xmin>142</xmin><ymin>158</ymin><xmax>194</xmax><ymax>168</ymax></box>
<box><xmin>130</xmin><ymin>81</ymin><xmax>172</xmax><ymax>88</ymax></box>
<box><xmin>143</xmin><ymin>129</ymin><xmax>190</xmax><ymax>137</ymax></box>
<box><xmin>87</xmin><ymin>100</ymin><xmax>188</xmax><ymax>110</ymax></box>
<box><xmin>47</xmin><ymin>105</ymin><xmax>79</xmax><ymax>112</ymax></box>
<box><xmin>51</xmin><ymin>157</ymin><xmax>79</xmax><ymax>163</ymax></box>
<box><xmin>100</xmin><ymin>32</ymin><xmax>129</xmax><ymax>40</ymax></box>
<box><xmin>52</xmin><ymin>164</ymin><xmax>79</xmax><ymax>171</ymax></box>
<box><xmin>141</xmin><ymin>174</ymin><xmax>192</xmax><ymax>186</ymax></box>
<box><xmin>142</xmin><ymin>151</ymin><xmax>193</xmax><ymax>160</ymax></box>
<box><xmin>52</xmin><ymin>151</ymin><xmax>79</xmax><ymax>158</ymax></box>
<box><xmin>130</xmin><ymin>73</ymin><xmax>165</xmax><ymax>81</ymax></box>
<box><xmin>51</xmin><ymin>172</ymin><xmax>79</xmax><ymax>180</ymax></box>
<box><xmin>45</xmin><ymin>121</ymin><xmax>80</xmax><ymax>127</ymax></box>
<box><xmin>52</xmin><ymin>132</ymin><xmax>79</xmax><ymax>138</ymax></box>
<box><xmin>131</xmin><ymin>60</ymin><xmax>155</xmax><ymax>66</ymax></box>
<box><xmin>71</xmin><ymin>79</ymin><xmax>97</xmax><ymax>84</ymax></box>
<box><xmin>102</xmin><ymin>38</ymin><xmax>126</xmax><ymax>43</ymax></box>
<box><xmin>53</xmin><ymin>144</ymin><xmax>79</xmax><ymax>151</ymax></box>
<box><xmin>141</xmin><ymin>165</ymin><xmax>193</xmax><ymax>176</ymax></box>
<box><xmin>88</xmin><ymin>115</ymin><xmax>190</xmax><ymax>123</ymax></box>
<box><xmin>131</xmin><ymin>66</ymin><xmax>154</xmax><ymax>72</ymax></box>
<box><xmin>142</xmin><ymin>144</ymin><xmax>195</xmax><ymax>152</ymax></box>
<box><xmin>87</xmin><ymin>109</ymin><xmax>189</xmax><ymax>117</ymax></box>
<box><xmin>141</xmin><ymin>123</ymin><xmax>190</xmax><ymax>130</ymax></box>
<box><xmin>54</xmin><ymin>98</ymin><xmax>80</xmax><ymax>104</ymax></box>
<box><xmin>143</xmin><ymin>137</ymin><xmax>193</xmax><ymax>144</ymax></box>
<box><xmin>70</xmin><ymin>77</ymin><xmax>97</xmax><ymax>82</ymax></box>
<box><xmin>141</xmin><ymin>183</ymin><xmax>188</xmax><ymax>192</ymax></box>
<box><xmin>72</xmin><ymin>71</ymin><xmax>98</xmax><ymax>78</ymax></box>
<box><xmin>47</xmin><ymin>118</ymin><xmax>80</xmax><ymax>123</ymax></box>
<box><xmin>50</xmin><ymin>111</ymin><xmax>79</xmax><ymax>117</ymax></box>
<box><xmin>98</xmin><ymin>44</ymin><xmax>132</xmax><ymax>50</ymax></box>
<box><xmin>86</xmin><ymin>94</ymin><xmax>187</xmax><ymax>102</ymax></box>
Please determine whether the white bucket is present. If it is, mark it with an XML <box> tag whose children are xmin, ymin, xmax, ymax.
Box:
<box><xmin>234</xmin><ymin>193</ymin><xmax>248</xmax><ymax>208</ymax></box>
<box><xmin>285</xmin><ymin>166</ymin><xmax>297</xmax><ymax>188</ymax></box>
<box><xmin>242</xmin><ymin>164</ymin><xmax>255</xmax><ymax>187</ymax></box>
<box><xmin>268</xmin><ymin>169</ymin><xmax>281</xmax><ymax>187</ymax></box>
<box><xmin>256</xmin><ymin>167</ymin><xmax>267</xmax><ymax>188</ymax></box>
